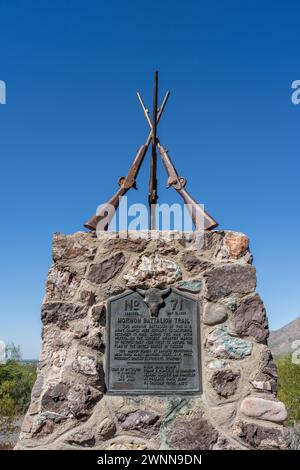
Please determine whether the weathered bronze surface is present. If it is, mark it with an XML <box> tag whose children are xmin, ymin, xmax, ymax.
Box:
<box><xmin>106</xmin><ymin>288</ymin><xmax>201</xmax><ymax>394</ymax></box>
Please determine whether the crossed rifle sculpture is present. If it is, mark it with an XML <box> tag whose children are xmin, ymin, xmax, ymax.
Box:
<box><xmin>84</xmin><ymin>72</ymin><xmax>218</xmax><ymax>232</ymax></box>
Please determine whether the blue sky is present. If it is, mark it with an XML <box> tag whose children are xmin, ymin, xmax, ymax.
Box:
<box><xmin>0</xmin><ymin>0</ymin><xmax>300</xmax><ymax>358</ymax></box>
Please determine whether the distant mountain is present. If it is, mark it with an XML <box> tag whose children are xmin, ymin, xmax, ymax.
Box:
<box><xmin>268</xmin><ymin>317</ymin><xmax>300</xmax><ymax>357</ymax></box>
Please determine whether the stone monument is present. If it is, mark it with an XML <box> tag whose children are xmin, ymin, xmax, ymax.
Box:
<box><xmin>17</xmin><ymin>74</ymin><xmax>292</xmax><ymax>450</ymax></box>
<box><xmin>17</xmin><ymin>230</ymin><xmax>292</xmax><ymax>450</ymax></box>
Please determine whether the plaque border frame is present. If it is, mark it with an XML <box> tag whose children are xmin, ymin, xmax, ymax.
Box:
<box><xmin>105</xmin><ymin>288</ymin><xmax>202</xmax><ymax>395</ymax></box>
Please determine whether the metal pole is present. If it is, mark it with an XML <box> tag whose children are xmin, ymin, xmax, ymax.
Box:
<box><xmin>149</xmin><ymin>71</ymin><xmax>159</xmax><ymax>230</ymax></box>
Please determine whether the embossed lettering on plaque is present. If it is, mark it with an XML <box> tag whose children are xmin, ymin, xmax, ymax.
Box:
<box><xmin>106</xmin><ymin>288</ymin><xmax>201</xmax><ymax>394</ymax></box>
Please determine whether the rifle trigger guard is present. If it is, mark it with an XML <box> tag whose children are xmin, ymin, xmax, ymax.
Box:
<box><xmin>118</xmin><ymin>176</ymin><xmax>137</xmax><ymax>190</ymax></box>
<box><xmin>179</xmin><ymin>177</ymin><xmax>187</xmax><ymax>187</ymax></box>
<box><xmin>166</xmin><ymin>176</ymin><xmax>187</xmax><ymax>189</ymax></box>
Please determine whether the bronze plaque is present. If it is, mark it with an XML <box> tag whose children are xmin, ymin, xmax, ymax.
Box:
<box><xmin>106</xmin><ymin>288</ymin><xmax>201</xmax><ymax>394</ymax></box>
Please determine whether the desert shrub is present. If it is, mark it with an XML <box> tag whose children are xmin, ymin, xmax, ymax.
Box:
<box><xmin>0</xmin><ymin>359</ymin><xmax>36</xmax><ymax>432</ymax></box>
<box><xmin>276</xmin><ymin>354</ymin><xmax>300</xmax><ymax>425</ymax></box>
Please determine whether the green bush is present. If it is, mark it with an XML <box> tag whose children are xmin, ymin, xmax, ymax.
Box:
<box><xmin>0</xmin><ymin>360</ymin><xmax>37</xmax><ymax>432</ymax></box>
<box><xmin>276</xmin><ymin>354</ymin><xmax>300</xmax><ymax>425</ymax></box>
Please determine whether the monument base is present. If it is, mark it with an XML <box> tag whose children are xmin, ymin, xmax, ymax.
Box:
<box><xmin>17</xmin><ymin>230</ymin><xmax>292</xmax><ymax>450</ymax></box>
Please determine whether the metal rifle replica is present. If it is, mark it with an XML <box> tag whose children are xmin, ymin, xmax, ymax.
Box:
<box><xmin>84</xmin><ymin>72</ymin><xmax>218</xmax><ymax>232</ymax></box>
<box><xmin>136</xmin><ymin>89</ymin><xmax>218</xmax><ymax>231</ymax></box>
<box><xmin>84</xmin><ymin>88</ymin><xmax>170</xmax><ymax>231</ymax></box>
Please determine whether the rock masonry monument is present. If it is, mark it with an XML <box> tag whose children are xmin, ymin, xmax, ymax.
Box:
<box><xmin>17</xmin><ymin>74</ymin><xmax>291</xmax><ymax>450</ymax></box>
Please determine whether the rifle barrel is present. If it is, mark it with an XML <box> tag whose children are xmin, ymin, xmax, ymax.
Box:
<box><xmin>152</xmin><ymin>71</ymin><xmax>158</xmax><ymax>148</ymax></box>
<box><xmin>149</xmin><ymin>71</ymin><xmax>159</xmax><ymax>229</ymax></box>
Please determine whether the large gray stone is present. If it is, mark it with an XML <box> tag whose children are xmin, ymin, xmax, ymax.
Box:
<box><xmin>103</xmin><ymin>237</ymin><xmax>148</xmax><ymax>253</ymax></box>
<box><xmin>79</xmin><ymin>290</ymin><xmax>97</xmax><ymax>306</ymax></box>
<box><xmin>41</xmin><ymin>382</ymin><xmax>102</xmax><ymax>421</ymax></box>
<box><xmin>80</xmin><ymin>331</ymin><xmax>105</xmax><ymax>353</ymax></box>
<box><xmin>156</xmin><ymin>240</ymin><xmax>179</xmax><ymax>255</ymax></box>
<box><xmin>105</xmin><ymin>284</ymin><xmax>125</xmax><ymax>296</ymax></box>
<box><xmin>260</xmin><ymin>348</ymin><xmax>278</xmax><ymax>378</ymax></box>
<box><xmin>97</xmin><ymin>417</ymin><xmax>117</xmax><ymax>440</ymax></box>
<box><xmin>233</xmin><ymin>420</ymin><xmax>291</xmax><ymax>449</ymax></box>
<box><xmin>32</xmin><ymin>417</ymin><xmax>56</xmax><ymax>437</ymax></box>
<box><xmin>181</xmin><ymin>253</ymin><xmax>213</xmax><ymax>274</ymax></box>
<box><xmin>204</xmin><ymin>264</ymin><xmax>256</xmax><ymax>301</ymax></box>
<box><xmin>41</xmin><ymin>383</ymin><xmax>70</xmax><ymax>415</ymax></box>
<box><xmin>53</xmin><ymin>232</ymin><xmax>97</xmax><ymax>262</ymax></box>
<box><xmin>87</xmin><ymin>252</ymin><xmax>125</xmax><ymax>284</ymax></box>
<box><xmin>203</xmin><ymin>302</ymin><xmax>228</xmax><ymax>325</ymax></box>
<box><xmin>166</xmin><ymin>411</ymin><xmax>218</xmax><ymax>450</ymax></box>
<box><xmin>210</xmin><ymin>370</ymin><xmax>240</xmax><ymax>398</ymax></box>
<box><xmin>251</xmin><ymin>347</ymin><xmax>277</xmax><ymax>393</ymax></box>
<box><xmin>91</xmin><ymin>304</ymin><xmax>106</xmax><ymax>326</ymax></box>
<box><xmin>118</xmin><ymin>410</ymin><xmax>160</xmax><ymax>437</ymax></box>
<box><xmin>41</xmin><ymin>302</ymin><xmax>88</xmax><ymax>328</ymax></box>
<box><xmin>232</xmin><ymin>294</ymin><xmax>269</xmax><ymax>343</ymax></box>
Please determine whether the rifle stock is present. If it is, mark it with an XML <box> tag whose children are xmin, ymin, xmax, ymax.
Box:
<box><xmin>157</xmin><ymin>142</ymin><xmax>218</xmax><ymax>231</ymax></box>
<box><xmin>84</xmin><ymin>187</ymin><xmax>124</xmax><ymax>231</ymax></box>
<box><xmin>177</xmin><ymin>187</ymin><xmax>218</xmax><ymax>231</ymax></box>
<box><xmin>84</xmin><ymin>144</ymin><xmax>148</xmax><ymax>230</ymax></box>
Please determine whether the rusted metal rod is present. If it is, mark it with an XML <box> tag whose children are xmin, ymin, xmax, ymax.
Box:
<box><xmin>149</xmin><ymin>71</ymin><xmax>159</xmax><ymax>230</ymax></box>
